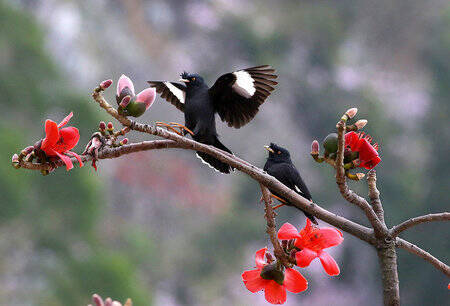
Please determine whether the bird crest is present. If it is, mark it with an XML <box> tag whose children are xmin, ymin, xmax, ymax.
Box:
<box><xmin>180</xmin><ymin>71</ymin><xmax>190</xmax><ymax>79</ymax></box>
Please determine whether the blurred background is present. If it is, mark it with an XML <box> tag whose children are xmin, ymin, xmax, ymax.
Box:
<box><xmin>1</xmin><ymin>0</ymin><xmax>449</xmax><ymax>305</ymax></box>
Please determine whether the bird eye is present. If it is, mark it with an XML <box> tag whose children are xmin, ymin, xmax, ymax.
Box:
<box><xmin>192</xmin><ymin>77</ymin><xmax>196</xmax><ymax>81</ymax></box>
<box><xmin>277</xmin><ymin>151</ymin><xmax>281</xmax><ymax>154</ymax></box>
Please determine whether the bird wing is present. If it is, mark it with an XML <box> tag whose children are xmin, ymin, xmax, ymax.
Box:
<box><xmin>288</xmin><ymin>165</ymin><xmax>312</xmax><ymax>201</ymax></box>
<box><xmin>209</xmin><ymin>65</ymin><xmax>278</xmax><ymax>128</ymax></box>
<box><xmin>147</xmin><ymin>81</ymin><xmax>186</xmax><ymax>112</ymax></box>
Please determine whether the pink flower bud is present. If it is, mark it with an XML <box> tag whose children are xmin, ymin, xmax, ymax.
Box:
<box><xmin>99</xmin><ymin>121</ymin><xmax>106</xmax><ymax>131</ymax></box>
<box><xmin>111</xmin><ymin>302</ymin><xmax>122</xmax><ymax>306</ymax></box>
<box><xmin>345</xmin><ymin>107</ymin><xmax>358</xmax><ymax>119</ymax></box>
<box><xmin>311</xmin><ymin>140</ymin><xmax>319</xmax><ymax>154</ymax></box>
<box><xmin>117</xmin><ymin>74</ymin><xmax>135</xmax><ymax>97</ymax></box>
<box><xmin>12</xmin><ymin>154</ymin><xmax>19</xmax><ymax>163</ymax></box>
<box><xmin>107</xmin><ymin>122</ymin><xmax>113</xmax><ymax>130</ymax></box>
<box><xmin>136</xmin><ymin>88</ymin><xmax>156</xmax><ymax>110</ymax></box>
<box><xmin>119</xmin><ymin>95</ymin><xmax>131</xmax><ymax>108</ymax></box>
<box><xmin>100</xmin><ymin>79</ymin><xmax>113</xmax><ymax>90</ymax></box>
<box><xmin>355</xmin><ymin>119</ymin><xmax>367</xmax><ymax>130</ymax></box>
<box><xmin>92</xmin><ymin>294</ymin><xmax>104</xmax><ymax>306</ymax></box>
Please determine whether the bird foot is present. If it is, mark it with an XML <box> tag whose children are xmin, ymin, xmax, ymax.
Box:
<box><xmin>156</xmin><ymin>121</ymin><xmax>194</xmax><ymax>136</ymax></box>
<box><xmin>272</xmin><ymin>203</ymin><xmax>285</xmax><ymax>210</ymax></box>
<box><xmin>270</xmin><ymin>194</ymin><xmax>287</xmax><ymax>204</ymax></box>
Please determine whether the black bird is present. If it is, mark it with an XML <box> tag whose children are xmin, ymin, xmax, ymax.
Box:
<box><xmin>263</xmin><ymin>143</ymin><xmax>318</xmax><ymax>224</ymax></box>
<box><xmin>148</xmin><ymin>66</ymin><xmax>277</xmax><ymax>173</ymax></box>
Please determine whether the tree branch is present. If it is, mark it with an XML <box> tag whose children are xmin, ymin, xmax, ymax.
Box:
<box><xmin>367</xmin><ymin>169</ymin><xmax>385</xmax><ymax>224</ymax></box>
<box><xmin>391</xmin><ymin>213</ymin><xmax>450</xmax><ymax>238</ymax></box>
<box><xmin>396</xmin><ymin>238</ymin><xmax>450</xmax><ymax>277</ymax></box>
<box><xmin>14</xmin><ymin>140</ymin><xmax>184</xmax><ymax>171</ymax></box>
<box><xmin>335</xmin><ymin>114</ymin><xmax>388</xmax><ymax>238</ymax></box>
<box><xmin>259</xmin><ymin>184</ymin><xmax>294</xmax><ymax>268</ymax></box>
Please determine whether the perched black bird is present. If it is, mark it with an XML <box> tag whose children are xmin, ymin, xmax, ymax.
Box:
<box><xmin>148</xmin><ymin>66</ymin><xmax>277</xmax><ymax>173</ymax></box>
<box><xmin>263</xmin><ymin>143</ymin><xmax>318</xmax><ymax>224</ymax></box>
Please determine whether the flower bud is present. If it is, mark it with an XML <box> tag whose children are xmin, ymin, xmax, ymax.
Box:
<box><xmin>107</xmin><ymin>122</ymin><xmax>114</xmax><ymax>131</ymax></box>
<box><xmin>100</xmin><ymin>79</ymin><xmax>113</xmax><ymax>90</ymax></box>
<box><xmin>311</xmin><ymin>140</ymin><xmax>319</xmax><ymax>155</ymax></box>
<box><xmin>323</xmin><ymin>133</ymin><xmax>338</xmax><ymax>155</ymax></box>
<box><xmin>260</xmin><ymin>262</ymin><xmax>285</xmax><ymax>285</ymax></box>
<box><xmin>92</xmin><ymin>294</ymin><xmax>104</xmax><ymax>306</ymax></box>
<box><xmin>99</xmin><ymin>121</ymin><xmax>106</xmax><ymax>131</ymax></box>
<box><xmin>355</xmin><ymin>119</ymin><xmax>367</xmax><ymax>130</ymax></box>
<box><xmin>119</xmin><ymin>95</ymin><xmax>131</xmax><ymax>108</ymax></box>
<box><xmin>120</xmin><ymin>138</ymin><xmax>128</xmax><ymax>146</ymax></box>
<box><xmin>356</xmin><ymin>173</ymin><xmax>365</xmax><ymax>180</ymax></box>
<box><xmin>12</xmin><ymin>154</ymin><xmax>20</xmax><ymax>168</ymax></box>
<box><xmin>345</xmin><ymin>107</ymin><xmax>358</xmax><ymax>119</ymax></box>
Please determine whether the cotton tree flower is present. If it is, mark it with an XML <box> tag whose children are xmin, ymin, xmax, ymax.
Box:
<box><xmin>278</xmin><ymin>220</ymin><xmax>344</xmax><ymax>276</ymax></box>
<box><xmin>345</xmin><ymin>131</ymin><xmax>381</xmax><ymax>169</ymax></box>
<box><xmin>40</xmin><ymin>112</ymin><xmax>83</xmax><ymax>171</ymax></box>
<box><xmin>242</xmin><ymin>248</ymin><xmax>308</xmax><ymax>304</ymax></box>
<box><xmin>116</xmin><ymin>74</ymin><xmax>156</xmax><ymax>117</ymax></box>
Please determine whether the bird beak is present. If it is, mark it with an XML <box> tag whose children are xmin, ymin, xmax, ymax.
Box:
<box><xmin>179</xmin><ymin>79</ymin><xmax>190</xmax><ymax>83</ymax></box>
<box><xmin>264</xmin><ymin>145</ymin><xmax>275</xmax><ymax>153</ymax></box>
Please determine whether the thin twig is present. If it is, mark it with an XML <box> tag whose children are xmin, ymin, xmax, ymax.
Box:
<box><xmin>391</xmin><ymin>213</ymin><xmax>450</xmax><ymax>238</ymax></box>
<box><xmin>15</xmin><ymin>140</ymin><xmax>182</xmax><ymax>171</ymax></box>
<box><xmin>396</xmin><ymin>238</ymin><xmax>450</xmax><ymax>277</ymax></box>
<box><xmin>335</xmin><ymin>115</ymin><xmax>387</xmax><ymax>237</ymax></box>
<box><xmin>259</xmin><ymin>184</ymin><xmax>294</xmax><ymax>268</ymax></box>
<box><xmin>367</xmin><ymin>169</ymin><xmax>385</xmax><ymax>224</ymax></box>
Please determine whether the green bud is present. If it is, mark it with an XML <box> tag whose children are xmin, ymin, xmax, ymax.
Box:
<box><xmin>260</xmin><ymin>262</ymin><xmax>285</xmax><ymax>285</ymax></box>
<box><xmin>323</xmin><ymin>133</ymin><xmax>338</xmax><ymax>154</ymax></box>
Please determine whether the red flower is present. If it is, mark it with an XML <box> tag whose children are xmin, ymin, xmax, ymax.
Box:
<box><xmin>345</xmin><ymin>131</ymin><xmax>381</xmax><ymax>169</ymax></box>
<box><xmin>41</xmin><ymin>112</ymin><xmax>83</xmax><ymax>171</ymax></box>
<box><xmin>242</xmin><ymin>248</ymin><xmax>308</xmax><ymax>304</ymax></box>
<box><xmin>278</xmin><ymin>220</ymin><xmax>343</xmax><ymax>276</ymax></box>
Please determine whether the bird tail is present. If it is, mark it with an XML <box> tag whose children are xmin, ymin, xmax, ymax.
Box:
<box><xmin>302</xmin><ymin>210</ymin><xmax>318</xmax><ymax>225</ymax></box>
<box><xmin>195</xmin><ymin>137</ymin><xmax>234</xmax><ymax>174</ymax></box>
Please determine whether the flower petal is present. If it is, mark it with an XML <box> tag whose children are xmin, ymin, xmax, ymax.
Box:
<box><xmin>117</xmin><ymin>74</ymin><xmax>135</xmax><ymax>96</ymax></box>
<box><xmin>255</xmin><ymin>247</ymin><xmax>267</xmax><ymax>268</ymax></box>
<box><xmin>66</xmin><ymin>151</ymin><xmax>83</xmax><ymax>168</ymax></box>
<box><xmin>264</xmin><ymin>280</ymin><xmax>287</xmax><ymax>304</ymax></box>
<box><xmin>345</xmin><ymin>131</ymin><xmax>361</xmax><ymax>151</ymax></box>
<box><xmin>284</xmin><ymin>268</ymin><xmax>308</xmax><ymax>293</ymax></box>
<box><xmin>57</xmin><ymin>112</ymin><xmax>73</xmax><ymax>128</ymax></box>
<box><xmin>53</xmin><ymin>127</ymin><xmax>80</xmax><ymax>152</ymax></box>
<box><xmin>295</xmin><ymin>248</ymin><xmax>318</xmax><ymax>268</ymax></box>
<box><xmin>136</xmin><ymin>88</ymin><xmax>156</xmax><ymax>110</ymax></box>
<box><xmin>313</xmin><ymin>228</ymin><xmax>344</xmax><ymax>250</ymax></box>
<box><xmin>277</xmin><ymin>223</ymin><xmax>300</xmax><ymax>240</ymax></box>
<box><xmin>41</xmin><ymin>119</ymin><xmax>59</xmax><ymax>151</ymax></box>
<box><xmin>318</xmin><ymin>251</ymin><xmax>340</xmax><ymax>276</ymax></box>
<box><xmin>242</xmin><ymin>269</ymin><xmax>266</xmax><ymax>293</ymax></box>
<box><xmin>358</xmin><ymin>138</ymin><xmax>381</xmax><ymax>169</ymax></box>
<box><xmin>54</xmin><ymin>151</ymin><xmax>73</xmax><ymax>171</ymax></box>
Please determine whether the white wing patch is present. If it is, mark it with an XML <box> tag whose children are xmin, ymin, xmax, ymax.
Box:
<box><xmin>294</xmin><ymin>185</ymin><xmax>304</xmax><ymax>196</ymax></box>
<box><xmin>232</xmin><ymin>71</ymin><xmax>256</xmax><ymax>98</ymax></box>
<box><xmin>195</xmin><ymin>153</ymin><xmax>221</xmax><ymax>173</ymax></box>
<box><xmin>164</xmin><ymin>82</ymin><xmax>186</xmax><ymax>104</ymax></box>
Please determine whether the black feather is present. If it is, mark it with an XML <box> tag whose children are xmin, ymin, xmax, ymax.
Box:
<box><xmin>264</xmin><ymin>143</ymin><xmax>318</xmax><ymax>224</ymax></box>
